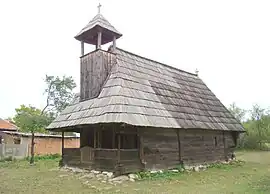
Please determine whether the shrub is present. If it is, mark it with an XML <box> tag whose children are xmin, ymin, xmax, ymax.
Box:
<box><xmin>26</xmin><ymin>154</ymin><xmax>61</xmax><ymax>161</ymax></box>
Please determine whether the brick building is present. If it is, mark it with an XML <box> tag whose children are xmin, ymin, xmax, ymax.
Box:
<box><xmin>1</xmin><ymin>131</ymin><xmax>80</xmax><ymax>155</ymax></box>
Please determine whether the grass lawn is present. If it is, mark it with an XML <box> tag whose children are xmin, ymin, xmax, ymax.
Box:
<box><xmin>0</xmin><ymin>151</ymin><xmax>270</xmax><ymax>194</ymax></box>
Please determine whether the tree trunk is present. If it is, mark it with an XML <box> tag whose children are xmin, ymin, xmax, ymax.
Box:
<box><xmin>60</xmin><ymin>131</ymin><xmax>64</xmax><ymax>166</ymax></box>
<box><xmin>30</xmin><ymin>131</ymin><xmax>35</xmax><ymax>164</ymax></box>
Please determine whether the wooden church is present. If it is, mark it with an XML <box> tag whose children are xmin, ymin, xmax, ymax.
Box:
<box><xmin>47</xmin><ymin>6</ymin><xmax>245</xmax><ymax>174</ymax></box>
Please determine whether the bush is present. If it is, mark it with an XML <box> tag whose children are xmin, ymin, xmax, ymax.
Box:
<box><xmin>26</xmin><ymin>154</ymin><xmax>61</xmax><ymax>161</ymax></box>
<box><xmin>238</xmin><ymin>132</ymin><xmax>270</xmax><ymax>151</ymax></box>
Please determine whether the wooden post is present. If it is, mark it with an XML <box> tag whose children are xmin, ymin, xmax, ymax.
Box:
<box><xmin>94</xmin><ymin>128</ymin><xmax>96</xmax><ymax>149</ymax></box>
<box><xmin>112</xmin><ymin>36</ymin><xmax>116</xmax><ymax>52</ymax></box>
<box><xmin>61</xmin><ymin>131</ymin><xmax>64</xmax><ymax>165</ymax></box>
<box><xmin>100</xmin><ymin>126</ymin><xmax>103</xmax><ymax>148</ymax></box>
<box><xmin>223</xmin><ymin>132</ymin><xmax>227</xmax><ymax>160</ymax></box>
<box><xmin>139</xmin><ymin>129</ymin><xmax>144</xmax><ymax>164</ymax></box>
<box><xmin>97</xmin><ymin>129</ymin><xmax>100</xmax><ymax>148</ymax></box>
<box><xmin>112</xmin><ymin>126</ymin><xmax>115</xmax><ymax>149</ymax></box>
<box><xmin>117</xmin><ymin>132</ymin><xmax>121</xmax><ymax>163</ymax></box>
<box><xmin>81</xmin><ymin>41</ymin><xmax>84</xmax><ymax>56</ymax></box>
<box><xmin>97</xmin><ymin>31</ymin><xmax>102</xmax><ymax>49</ymax></box>
<box><xmin>177</xmin><ymin>129</ymin><xmax>182</xmax><ymax>164</ymax></box>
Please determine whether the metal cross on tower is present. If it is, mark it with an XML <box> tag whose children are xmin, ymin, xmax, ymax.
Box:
<box><xmin>195</xmin><ymin>68</ymin><xmax>199</xmax><ymax>76</ymax></box>
<box><xmin>98</xmin><ymin>3</ymin><xmax>102</xmax><ymax>14</ymax></box>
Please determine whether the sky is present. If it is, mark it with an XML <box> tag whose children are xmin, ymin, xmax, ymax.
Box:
<box><xmin>0</xmin><ymin>0</ymin><xmax>269</xmax><ymax>119</ymax></box>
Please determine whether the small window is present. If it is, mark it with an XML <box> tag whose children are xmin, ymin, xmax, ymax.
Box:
<box><xmin>214</xmin><ymin>137</ymin><xmax>218</xmax><ymax>147</ymax></box>
<box><xmin>14</xmin><ymin>137</ymin><xmax>21</xmax><ymax>144</ymax></box>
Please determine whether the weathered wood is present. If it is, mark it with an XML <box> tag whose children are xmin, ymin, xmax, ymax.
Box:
<box><xmin>63</xmin><ymin>148</ymin><xmax>81</xmax><ymax>165</ymax></box>
<box><xmin>139</xmin><ymin>129</ymin><xmax>144</xmax><ymax>164</ymax></box>
<box><xmin>117</xmin><ymin>133</ymin><xmax>121</xmax><ymax>163</ymax></box>
<box><xmin>112</xmin><ymin>127</ymin><xmax>115</xmax><ymax>148</ymax></box>
<box><xmin>95</xmin><ymin>149</ymin><xmax>117</xmax><ymax>159</ymax></box>
<box><xmin>120</xmin><ymin>149</ymin><xmax>139</xmax><ymax>161</ymax></box>
<box><xmin>140</xmin><ymin>128</ymin><xmax>233</xmax><ymax>168</ymax></box>
<box><xmin>97</xmin><ymin>31</ymin><xmax>102</xmax><ymax>49</ymax></box>
<box><xmin>67</xmin><ymin>125</ymin><xmax>238</xmax><ymax>174</ymax></box>
<box><xmin>94</xmin><ymin>128</ymin><xmax>96</xmax><ymax>149</ymax></box>
<box><xmin>80</xmin><ymin>50</ymin><xmax>116</xmax><ymax>101</ymax></box>
<box><xmin>81</xmin><ymin>41</ymin><xmax>84</xmax><ymax>56</ymax></box>
<box><xmin>81</xmin><ymin>146</ymin><xmax>94</xmax><ymax>162</ymax></box>
<box><xmin>112</xmin><ymin>36</ymin><xmax>116</xmax><ymax>51</ymax></box>
<box><xmin>223</xmin><ymin>132</ymin><xmax>227</xmax><ymax>160</ymax></box>
<box><xmin>97</xmin><ymin>130</ymin><xmax>100</xmax><ymax>148</ymax></box>
<box><xmin>99</xmin><ymin>127</ymin><xmax>103</xmax><ymax>147</ymax></box>
<box><xmin>176</xmin><ymin>129</ymin><xmax>182</xmax><ymax>164</ymax></box>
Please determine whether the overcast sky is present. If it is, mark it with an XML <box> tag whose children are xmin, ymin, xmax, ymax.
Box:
<box><xmin>0</xmin><ymin>0</ymin><xmax>269</xmax><ymax>118</ymax></box>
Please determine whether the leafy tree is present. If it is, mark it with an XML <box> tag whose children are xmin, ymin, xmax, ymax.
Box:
<box><xmin>235</xmin><ymin>104</ymin><xmax>270</xmax><ymax>150</ymax></box>
<box><xmin>228</xmin><ymin>102</ymin><xmax>246</xmax><ymax>122</ymax></box>
<box><xmin>13</xmin><ymin>105</ymin><xmax>52</xmax><ymax>133</ymax></box>
<box><xmin>248</xmin><ymin>104</ymin><xmax>270</xmax><ymax>148</ymax></box>
<box><xmin>13</xmin><ymin>105</ymin><xmax>52</xmax><ymax>164</ymax></box>
<box><xmin>42</xmin><ymin>75</ymin><xmax>76</xmax><ymax>115</ymax></box>
<box><xmin>11</xmin><ymin>75</ymin><xmax>76</xmax><ymax>164</ymax></box>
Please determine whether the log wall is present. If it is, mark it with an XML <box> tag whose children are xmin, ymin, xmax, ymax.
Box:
<box><xmin>179</xmin><ymin>129</ymin><xmax>225</xmax><ymax>164</ymax></box>
<box><xmin>64</xmin><ymin>126</ymin><xmax>239</xmax><ymax>173</ymax></box>
<box><xmin>141</xmin><ymin>128</ymin><xmax>179</xmax><ymax>170</ymax></box>
<box><xmin>80</xmin><ymin>50</ymin><xmax>116</xmax><ymax>101</ymax></box>
<box><xmin>141</xmin><ymin>128</ymin><xmax>238</xmax><ymax>170</ymax></box>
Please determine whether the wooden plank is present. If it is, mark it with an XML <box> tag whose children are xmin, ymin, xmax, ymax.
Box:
<box><xmin>176</xmin><ymin>129</ymin><xmax>182</xmax><ymax>164</ymax></box>
<box><xmin>97</xmin><ymin>129</ymin><xmax>100</xmax><ymax>148</ymax></box>
<box><xmin>94</xmin><ymin>128</ymin><xmax>96</xmax><ymax>149</ymax></box>
<box><xmin>223</xmin><ymin>131</ymin><xmax>227</xmax><ymax>160</ymax></box>
<box><xmin>112</xmin><ymin>127</ymin><xmax>115</xmax><ymax>148</ymax></box>
<box><xmin>139</xmin><ymin>129</ymin><xmax>144</xmax><ymax>164</ymax></box>
<box><xmin>81</xmin><ymin>41</ymin><xmax>84</xmax><ymax>56</ymax></box>
<box><xmin>117</xmin><ymin>133</ymin><xmax>120</xmax><ymax>163</ymax></box>
<box><xmin>112</xmin><ymin>36</ymin><xmax>116</xmax><ymax>51</ymax></box>
<box><xmin>97</xmin><ymin>32</ymin><xmax>102</xmax><ymax>49</ymax></box>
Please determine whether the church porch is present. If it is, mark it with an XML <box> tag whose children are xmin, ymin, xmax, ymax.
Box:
<box><xmin>61</xmin><ymin>124</ymin><xmax>143</xmax><ymax>174</ymax></box>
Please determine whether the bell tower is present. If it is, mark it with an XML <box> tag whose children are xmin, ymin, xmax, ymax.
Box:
<box><xmin>75</xmin><ymin>3</ymin><xmax>122</xmax><ymax>55</ymax></box>
<box><xmin>76</xmin><ymin>4</ymin><xmax>121</xmax><ymax>101</ymax></box>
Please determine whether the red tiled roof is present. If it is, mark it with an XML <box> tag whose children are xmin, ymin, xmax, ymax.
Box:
<box><xmin>0</xmin><ymin>119</ymin><xmax>18</xmax><ymax>131</ymax></box>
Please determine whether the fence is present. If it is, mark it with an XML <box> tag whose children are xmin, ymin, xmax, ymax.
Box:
<box><xmin>0</xmin><ymin>144</ymin><xmax>28</xmax><ymax>160</ymax></box>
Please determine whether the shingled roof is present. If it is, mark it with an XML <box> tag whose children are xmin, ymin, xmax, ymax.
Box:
<box><xmin>47</xmin><ymin>48</ymin><xmax>244</xmax><ymax>132</ymax></box>
<box><xmin>75</xmin><ymin>13</ymin><xmax>122</xmax><ymax>45</ymax></box>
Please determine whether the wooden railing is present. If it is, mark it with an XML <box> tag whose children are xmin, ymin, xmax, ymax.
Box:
<box><xmin>94</xmin><ymin>148</ymin><xmax>139</xmax><ymax>161</ymax></box>
<box><xmin>63</xmin><ymin>147</ymin><xmax>140</xmax><ymax>168</ymax></box>
<box><xmin>63</xmin><ymin>148</ymin><xmax>81</xmax><ymax>165</ymax></box>
<box><xmin>119</xmin><ymin>149</ymin><xmax>139</xmax><ymax>162</ymax></box>
<box><xmin>94</xmin><ymin>148</ymin><xmax>118</xmax><ymax>160</ymax></box>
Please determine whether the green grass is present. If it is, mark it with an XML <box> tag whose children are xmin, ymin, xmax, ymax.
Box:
<box><xmin>0</xmin><ymin>151</ymin><xmax>270</xmax><ymax>194</ymax></box>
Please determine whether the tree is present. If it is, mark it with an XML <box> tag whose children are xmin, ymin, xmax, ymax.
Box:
<box><xmin>249</xmin><ymin>104</ymin><xmax>270</xmax><ymax>148</ymax></box>
<box><xmin>42</xmin><ymin>75</ymin><xmax>76</xmax><ymax>115</ymax></box>
<box><xmin>13</xmin><ymin>105</ymin><xmax>51</xmax><ymax>164</ymax></box>
<box><xmin>237</xmin><ymin>104</ymin><xmax>270</xmax><ymax>150</ymax></box>
<box><xmin>228</xmin><ymin>102</ymin><xmax>246</xmax><ymax>122</ymax></box>
<box><xmin>12</xmin><ymin>75</ymin><xmax>76</xmax><ymax>164</ymax></box>
<box><xmin>13</xmin><ymin>105</ymin><xmax>53</xmax><ymax>133</ymax></box>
